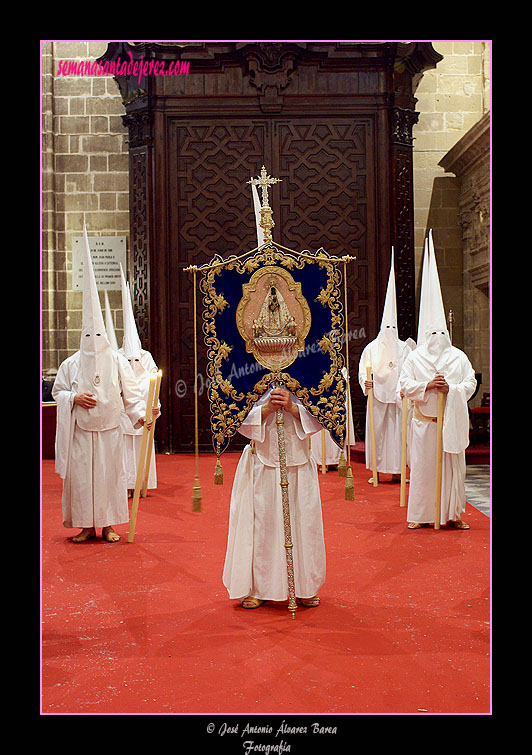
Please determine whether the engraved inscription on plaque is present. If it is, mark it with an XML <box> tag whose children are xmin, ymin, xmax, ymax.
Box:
<box><xmin>72</xmin><ymin>236</ymin><xmax>127</xmax><ymax>291</ymax></box>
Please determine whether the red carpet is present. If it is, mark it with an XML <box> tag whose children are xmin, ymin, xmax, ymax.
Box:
<box><xmin>41</xmin><ymin>453</ymin><xmax>490</xmax><ymax>717</ymax></box>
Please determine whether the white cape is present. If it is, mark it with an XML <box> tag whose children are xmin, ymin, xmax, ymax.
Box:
<box><xmin>52</xmin><ymin>351</ymin><xmax>146</xmax><ymax>528</ymax></box>
<box><xmin>119</xmin><ymin>349</ymin><xmax>160</xmax><ymax>489</ymax></box>
<box><xmin>399</xmin><ymin>345</ymin><xmax>476</xmax><ymax>524</ymax></box>
<box><xmin>359</xmin><ymin>338</ymin><xmax>413</xmax><ymax>474</ymax></box>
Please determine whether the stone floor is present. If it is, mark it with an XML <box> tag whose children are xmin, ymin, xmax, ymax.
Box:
<box><xmin>465</xmin><ymin>464</ymin><xmax>490</xmax><ymax>517</ymax></box>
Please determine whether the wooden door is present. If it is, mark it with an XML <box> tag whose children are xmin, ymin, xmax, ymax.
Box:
<box><xmin>168</xmin><ymin>119</ymin><xmax>271</xmax><ymax>452</ymax></box>
<box><xmin>164</xmin><ymin>116</ymin><xmax>380</xmax><ymax>452</ymax></box>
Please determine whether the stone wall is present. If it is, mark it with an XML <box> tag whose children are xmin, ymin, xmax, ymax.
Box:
<box><xmin>41</xmin><ymin>41</ymin><xmax>129</xmax><ymax>377</ymax></box>
<box><xmin>412</xmin><ymin>40</ymin><xmax>490</xmax><ymax>354</ymax></box>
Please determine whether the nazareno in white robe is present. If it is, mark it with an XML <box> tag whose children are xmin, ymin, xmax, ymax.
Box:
<box><xmin>52</xmin><ymin>350</ymin><xmax>146</xmax><ymax>529</ymax></box>
<box><xmin>222</xmin><ymin>389</ymin><xmax>326</xmax><ymax>602</ymax></box>
<box><xmin>358</xmin><ymin>337</ymin><xmax>414</xmax><ymax>474</ymax></box>
<box><xmin>119</xmin><ymin>349</ymin><xmax>159</xmax><ymax>490</ymax></box>
<box><xmin>399</xmin><ymin>344</ymin><xmax>476</xmax><ymax>524</ymax></box>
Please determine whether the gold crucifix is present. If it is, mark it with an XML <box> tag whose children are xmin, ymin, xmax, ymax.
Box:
<box><xmin>247</xmin><ymin>165</ymin><xmax>282</xmax><ymax>243</ymax></box>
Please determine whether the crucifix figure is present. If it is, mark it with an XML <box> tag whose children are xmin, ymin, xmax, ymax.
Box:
<box><xmin>247</xmin><ymin>166</ymin><xmax>282</xmax><ymax>243</ymax></box>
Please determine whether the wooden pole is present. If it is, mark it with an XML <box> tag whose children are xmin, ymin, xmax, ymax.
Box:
<box><xmin>366</xmin><ymin>364</ymin><xmax>378</xmax><ymax>487</ymax></box>
<box><xmin>192</xmin><ymin>268</ymin><xmax>202</xmax><ymax>512</ymax></box>
<box><xmin>400</xmin><ymin>395</ymin><xmax>408</xmax><ymax>508</ymax></box>
<box><xmin>320</xmin><ymin>430</ymin><xmax>327</xmax><ymax>474</ymax></box>
<box><xmin>274</xmin><ymin>383</ymin><xmax>297</xmax><ymax>618</ymax></box>
<box><xmin>434</xmin><ymin>390</ymin><xmax>445</xmax><ymax>530</ymax></box>
<box><xmin>128</xmin><ymin>373</ymin><xmax>157</xmax><ymax>543</ymax></box>
<box><xmin>141</xmin><ymin>370</ymin><xmax>162</xmax><ymax>497</ymax></box>
<box><xmin>343</xmin><ymin>259</ymin><xmax>354</xmax><ymax>500</ymax></box>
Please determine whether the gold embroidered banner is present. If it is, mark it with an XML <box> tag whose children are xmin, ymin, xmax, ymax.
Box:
<box><xmin>198</xmin><ymin>241</ymin><xmax>350</xmax><ymax>457</ymax></box>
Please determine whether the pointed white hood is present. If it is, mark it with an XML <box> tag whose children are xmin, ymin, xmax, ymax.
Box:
<box><xmin>416</xmin><ymin>230</ymin><xmax>451</xmax><ymax>369</ymax></box>
<box><xmin>379</xmin><ymin>247</ymin><xmax>398</xmax><ymax>332</ymax></box>
<box><xmin>75</xmin><ymin>222</ymin><xmax>118</xmax><ymax>430</ymax></box>
<box><xmin>416</xmin><ymin>235</ymin><xmax>431</xmax><ymax>347</ymax></box>
<box><xmin>410</xmin><ymin>230</ymin><xmax>475</xmax><ymax>453</ymax></box>
<box><xmin>372</xmin><ymin>248</ymin><xmax>400</xmax><ymax>402</ymax></box>
<box><xmin>104</xmin><ymin>290</ymin><xmax>119</xmax><ymax>352</ymax></box>
<box><xmin>120</xmin><ymin>263</ymin><xmax>142</xmax><ymax>362</ymax></box>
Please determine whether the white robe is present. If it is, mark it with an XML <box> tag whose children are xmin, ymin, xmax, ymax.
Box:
<box><xmin>119</xmin><ymin>349</ymin><xmax>159</xmax><ymax>490</ymax></box>
<box><xmin>222</xmin><ymin>389</ymin><xmax>326</xmax><ymax>602</ymax></box>
<box><xmin>399</xmin><ymin>345</ymin><xmax>476</xmax><ymax>524</ymax></box>
<box><xmin>52</xmin><ymin>351</ymin><xmax>146</xmax><ymax>529</ymax></box>
<box><xmin>359</xmin><ymin>339</ymin><xmax>413</xmax><ymax>474</ymax></box>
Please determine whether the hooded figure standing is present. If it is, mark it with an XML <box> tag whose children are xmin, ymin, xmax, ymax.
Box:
<box><xmin>118</xmin><ymin>265</ymin><xmax>160</xmax><ymax>495</ymax></box>
<box><xmin>222</xmin><ymin>385</ymin><xmax>326</xmax><ymax>609</ymax></box>
<box><xmin>52</xmin><ymin>224</ymin><xmax>149</xmax><ymax>543</ymax></box>
<box><xmin>399</xmin><ymin>231</ymin><xmax>476</xmax><ymax>529</ymax></box>
<box><xmin>358</xmin><ymin>249</ymin><xmax>414</xmax><ymax>482</ymax></box>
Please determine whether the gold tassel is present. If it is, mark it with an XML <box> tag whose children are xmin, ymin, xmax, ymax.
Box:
<box><xmin>344</xmin><ymin>466</ymin><xmax>355</xmax><ymax>501</ymax></box>
<box><xmin>337</xmin><ymin>450</ymin><xmax>347</xmax><ymax>477</ymax></box>
<box><xmin>192</xmin><ymin>478</ymin><xmax>202</xmax><ymax>512</ymax></box>
<box><xmin>214</xmin><ymin>457</ymin><xmax>224</xmax><ymax>485</ymax></box>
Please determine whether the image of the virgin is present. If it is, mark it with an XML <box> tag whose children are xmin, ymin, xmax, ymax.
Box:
<box><xmin>256</xmin><ymin>283</ymin><xmax>293</xmax><ymax>336</ymax></box>
<box><xmin>238</xmin><ymin>269</ymin><xmax>310</xmax><ymax>371</ymax></box>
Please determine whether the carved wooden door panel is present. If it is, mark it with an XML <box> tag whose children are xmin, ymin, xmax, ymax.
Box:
<box><xmin>166</xmin><ymin>116</ymin><xmax>377</xmax><ymax>451</ymax></box>
<box><xmin>168</xmin><ymin>119</ymin><xmax>271</xmax><ymax>452</ymax></box>
<box><xmin>272</xmin><ymin>118</ymin><xmax>378</xmax><ymax>421</ymax></box>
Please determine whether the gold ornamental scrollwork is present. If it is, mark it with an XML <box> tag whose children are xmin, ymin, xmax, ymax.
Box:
<box><xmin>185</xmin><ymin>165</ymin><xmax>358</xmax><ymax>579</ymax></box>
<box><xmin>196</xmin><ymin>242</ymin><xmax>353</xmax><ymax>458</ymax></box>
